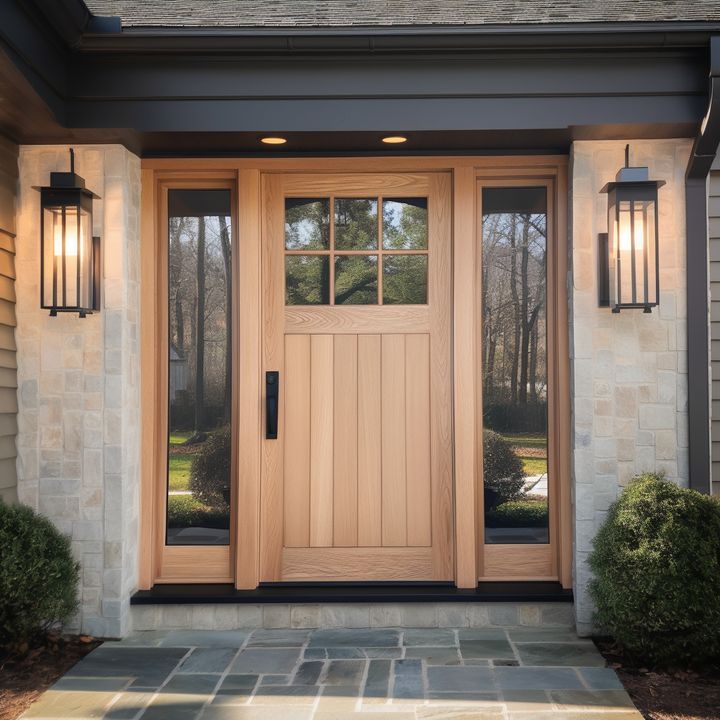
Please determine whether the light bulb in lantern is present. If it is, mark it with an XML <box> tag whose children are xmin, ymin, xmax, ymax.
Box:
<box><xmin>53</xmin><ymin>211</ymin><xmax>79</xmax><ymax>256</ymax></box>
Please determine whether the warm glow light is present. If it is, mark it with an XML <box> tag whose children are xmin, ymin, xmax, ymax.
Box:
<box><xmin>382</xmin><ymin>136</ymin><xmax>408</xmax><ymax>144</ymax></box>
<box><xmin>54</xmin><ymin>212</ymin><xmax>79</xmax><ymax>257</ymax></box>
<box><xmin>618</xmin><ymin>209</ymin><xmax>644</xmax><ymax>253</ymax></box>
<box><xmin>260</xmin><ymin>137</ymin><xmax>287</xmax><ymax>145</ymax></box>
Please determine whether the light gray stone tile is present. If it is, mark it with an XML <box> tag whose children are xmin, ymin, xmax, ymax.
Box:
<box><xmin>160</xmin><ymin>630</ymin><xmax>249</xmax><ymax>648</ymax></box>
<box><xmin>178</xmin><ymin>648</ymin><xmax>236</xmax><ymax>674</ymax></box>
<box><xmin>403</xmin><ymin>629</ymin><xmax>456</xmax><ymax>647</ymax></box>
<box><xmin>230</xmin><ymin>648</ymin><xmax>302</xmax><ymax>674</ymax></box>
<box><xmin>247</xmin><ymin>629</ymin><xmax>310</xmax><ymax>647</ymax></box>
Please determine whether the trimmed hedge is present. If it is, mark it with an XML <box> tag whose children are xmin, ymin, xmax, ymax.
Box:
<box><xmin>189</xmin><ymin>426</ymin><xmax>231</xmax><ymax>512</ymax></box>
<box><xmin>486</xmin><ymin>499</ymin><xmax>548</xmax><ymax>528</ymax></box>
<box><xmin>0</xmin><ymin>502</ymin><xmax>79</xmax><ymax>646</ymax></box>
<box><xmin>167</xmin><ymin>494</ymin><xmax>228</xmax><ymax>530</ymax></box>
<box><xmin>589</xmin><ymin>473</ymin><xmax>720</xmax><ymax>667</ymax></box>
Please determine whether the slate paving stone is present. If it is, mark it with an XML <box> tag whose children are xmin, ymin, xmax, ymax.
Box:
<box><xmin>230</xmin><ymin>648</ymin><xmax>301</xmax><ymax>674</ymax></box>
<box><xmin>491</xmin><ymin>659</ymin><xmax>519</xmax><ymax>667</ymax></box>
<box><xmin>515</xmin><ymin>643</ymin><xmax>606</xmax><ymax>667</ymax></box>
<box><xmin>494</xmin><ymin>667</ymin><xmax>584</xmax><ymax>690</ymax></box>
<box><xmin>502</xmin><ymin>690</ymin><xmax>554</xmax><ymax>712</ymax></box>
<box><xmin>363</xmin><ymin>659</ymin><xmax>391</xmax><ymax>699</ymax></box>
<box><xmin>364</xmin><ymin>647</ymin><xmax>403</xmax><ymax>659</ymax></box>
<box><xmin>458</xmin><ymin>629</ymin><xmax>508</xmax><ymax>641</ymax></box>
<box><xmin>324</xmin><ymin>659</ymin><xmax>366</xmax><ymax>685</ymax></box>
<box><xmin>104</xmin><ymin>690</ymin><xmax>154</xmax><ymax>719</ymax></box>
<box><xmin>250</xmin><ymin>685</ymin><xmax>319</xmax><ymax>705</ymax></box>
<box><xmin>426</xmin><ymin>692</ymin><xmax>501</xmax><ymax>704</ymax></box>
<box><xmin>506</xmin><ymin>628</ymin><xmax>584</xmax><ymax>643</ymax></box>
<box><xmin>303</xmin><ymin>648</ymin><xmax>327</xmax><ymax>659</ymax></box>
<box><xmin>417</xmin><ymin>707</ymin><xmax>505</xmax><ymax>719</ymax></box>
<box><xmin>326</xmin><ymin>648</ymin><xmax>366</xmax><ymax>659</ymax></box>
<box><xmin>160</xmin><ymin>631</ymin><xmax>249</xmax><ymax>648</ymax></box>
<box><xmin>316</xmin><ymin>684</ymin><xmax>362</xmax><ymax>713</ymax></box>
<box><xmin>23</xmin><ymin>678</ymin><xmax>129</xmax><ymax>719</ymax></box>
<box><xmin>578</xmin><ymin>668</ymin><xmax>625</xmax><ymax>690</ymax></box>
<box><xmin>163</xmin><ymin>673</ymin><xmax>220</xmax><ymax>695</ymax></box>
<box><xmin>64</xmin><ymin>646</ymin><xmax>188</xmax><ymax>688</ymax></box>
<box><xmin>212</xmin><ymin>674</ymin><xmax>258</xmax><ymax>704</ymax></box>
<box><xmin>427</xmin><ymin>666</ymin><xmax>495</xmax><ymax>693</ymax></box>
<box><xmin>392</xmin><ymin>658</ymin><xmax>424</xmax><ymax>699</ymax></box>
<box><xmin>404</xmin><ymin>646</ymin><xmax>461</xmax><ymax>665</ymax></box>
<box><xmin>293</xmin><ymin>661</ymin><xmax>324</xmax><ymax>685</ymax></box>
<box><xmin>247</xmin><ymin>630</ymin><xmax>310</xmax><ymax>647</ymax></box>
<box><xmin>459</xmin><ymin>639</ymin><xmax>515</xmax><ymax>660</ymax></box>
<box><xmin>141</xmin><ymin>703</ymin><xmax>203</xmax><ymax>720</ymax></box>
<box><xmin>201</xmin><ymin>707</ymin><xmax>314</xmax><ymax>720</ymax></box>
<box><xmin>114</xmin><ymin>631</ymin><xmax>166</xmax><ymax>647</ymax></box>
<box><xmin>178</xmin><ymin>648</ymin><xmax>236</xmax><ymax>674</ymax></box>
<box><xmin>550</xmin><ymin>689</ymin><xmax>637</xmax><ymax>711</ymax></box>
<box><xmin>259</xmin><ymin>674</ymin><xmax>292</xmax><ymax>685</ymax></box>
<box><xmin>316</xmin><ymin>714</ymin><xmax>414</xmax><ymax>720</ymax></box>
<box><xmin>507</xmin><ymin>713</ymin><xmax>642</xmax><ymax>720</ymax></box>
<box><xmin>403</xmin><ymin>629</ymin><xmax>457</xmax><ymax>647</ymax></box>
<box><xmin>309</xmin><ymin>629</ymin><xmax>400</xmax><ymax>647</ymax></box>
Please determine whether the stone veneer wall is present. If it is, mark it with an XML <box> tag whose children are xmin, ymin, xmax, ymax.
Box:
<box><xmin>15</xmin><ymin>145</ymin><xmax>141</xmax><ymax>638</ymax></box>
<box><xmin>570</xmin><ymin>139</ymin><xmax>692</xmax><ymax>635</ymax></box>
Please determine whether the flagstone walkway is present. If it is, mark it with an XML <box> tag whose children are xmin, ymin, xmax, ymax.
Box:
<box><xmin>22</xmin><ymin>627</ymin><xmax>642</xmax><ymax>719</ymax></box>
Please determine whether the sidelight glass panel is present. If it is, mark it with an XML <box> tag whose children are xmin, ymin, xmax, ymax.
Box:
<box><xmin>383</xmin><ymin>198</ymin><xmax>428</xmax><ymax>249</ymax></box>
<box><xmin>167</xmin><ymin>189</ymin><xmax>232</xmax><ymax>546</ymax></box>
<box><xmin>286</xmin><ymin>255</ymin><xmax>330</xmax><ymax>305</ymax></box>
<box><xmin>335</xmin><ymin>255</ymin><xmax>378</xmax><ymax>305</ymax></box>
<box><xmin>382</xmin><ymin>254</ymin><xmax>428</xmax><ymax>304</ymax></box>
<box><xmin>334</xmin><ymin>198</ymin><xmax>378</xmax><ymax>250</ymax></box>
<box><xmin>481</xmin><ymin>187</ymin><xmax>549</xmax><ymax>545</ymax></box>
<box><xmin>285</xmin><ymin>198</ymin><xmax>330</xmax><ymax>249</ymax></box>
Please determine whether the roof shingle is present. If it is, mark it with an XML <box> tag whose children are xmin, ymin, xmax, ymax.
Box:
<box><xmin>83</xmin><ymin>0</ymin><xmax>720</xmax><ymax>29</ymax></box>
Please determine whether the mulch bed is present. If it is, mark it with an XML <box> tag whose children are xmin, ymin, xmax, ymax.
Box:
<box><xmin>0</xmin><ymin>635</ymin><xmax>101</xmax><ymax>720</ymax></box>
<box><xmin>596</xmin><ymin>638</ymin><xmax>720</xmax><ymax>720</ymax></box>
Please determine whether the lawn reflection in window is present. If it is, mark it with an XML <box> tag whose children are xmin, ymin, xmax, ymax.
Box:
<box><xmin>481</xmin><ymin>187</ymin><xmax>549</xmax><ymax>544</ymax></box>
<box><xmin>284</xmin><ymin>196</ymin><xmax>428</xmax><ymax>306</ymax></box>
<box><xmin>167</xmin><ymin>189</ymin><xmax>232</xmax><ymax>546</ymax></box>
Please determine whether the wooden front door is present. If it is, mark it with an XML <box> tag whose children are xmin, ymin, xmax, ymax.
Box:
<box><xmin>260</xmin><ymin>172</ymin><xmax>453</xmax><ymax>582</ymax></box>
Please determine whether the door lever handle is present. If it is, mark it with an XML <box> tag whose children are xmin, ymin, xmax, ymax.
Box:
<box><xmin>266</xmin><ymin>371</ymin><xmax>279</xmax><ymax>439</ymax></box>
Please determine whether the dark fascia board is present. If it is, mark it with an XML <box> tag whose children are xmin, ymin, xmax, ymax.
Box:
<box><xmin>76</xmin><ymin>20</ymin><xmax>720</xmax><ymax>54</ymax></box>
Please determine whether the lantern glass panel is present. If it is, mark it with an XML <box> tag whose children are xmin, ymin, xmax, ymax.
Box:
<box><xmin>42</xmin><ymin>203</ymin><xmax>93</xmax><ymax>311</ymax></box>
<box><xmin>609</xmin><ymin>191</ymin><xmax>657</xmax><ymax>310</ymax></box>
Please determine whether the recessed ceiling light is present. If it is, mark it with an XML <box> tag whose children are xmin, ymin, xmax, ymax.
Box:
<box><xmin>382</xmin><ymin>136</ymin><xmax>408</xmax><ymax>144</ymax></box>
<box><xmin>260</xmin><ymin>137</ymin><xmax>287</xmax><ymax>145</ymax></box>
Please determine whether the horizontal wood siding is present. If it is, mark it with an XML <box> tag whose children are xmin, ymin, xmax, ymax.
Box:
<box><xmin>0</xmin><ymin>136</ymin><xmax>17</xmax><ymax>503</ymax></box>
<box><xmin>710</xmin><ymin>172</ymin><xmax>720</xmax><ymax>496</ymax></box>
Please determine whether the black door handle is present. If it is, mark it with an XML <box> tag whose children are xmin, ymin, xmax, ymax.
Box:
<box><xmin>266</xmin><ymin>371</ymin><xmax>279</xmax><ymax>439</ymax></box>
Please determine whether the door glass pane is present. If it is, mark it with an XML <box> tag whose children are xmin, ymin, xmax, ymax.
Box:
<box><xmin>285</xmin><ymin>198</ymin><xmax>330</xmax><ymax>249</ymax></box>
<box><xmin>383</xmin><ymin>198</ymin><xmax>428</xmax><ymax>249</ymax></box>
<box><xmin>286</xmin><ymin>255</ymin><xmax>330</xmax><ymax>305</ymax></box>
<box><xmin>481</xmin><ymin>187</ymin><xmax>549</xmax><ymax>545</ymax></box>
<box><xmin>335</xmin><ymin>255</ymin><xmax>378</xmax><ymax>305</ymax></box>
<box><xmin>383</xmin><ymin>254</ymin><xmax>428</xmax><ymax>304</ymax></box>
<box><xmin>335</xmin><ymin>198</ymin><xmax>378</xmax><ymax>250</ymax></box>
<box><xmin>167</xmin><ymin>189</ymin><xmax>232</xmax><ymax>546</ymax></box>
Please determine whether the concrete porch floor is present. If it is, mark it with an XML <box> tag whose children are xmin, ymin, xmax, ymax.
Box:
<box><xmin>22</xmin><ymin>628</ymin><xmax>642</xmax><ymax>719</ymax></box>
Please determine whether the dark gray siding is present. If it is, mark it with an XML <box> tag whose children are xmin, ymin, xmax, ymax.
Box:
<box><xmin>0</xmin><ymin>135</ymin><xmax>17</xmax><ymax>503</ymax></box>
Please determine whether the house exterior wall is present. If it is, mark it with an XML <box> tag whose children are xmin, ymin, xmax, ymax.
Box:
<box><xmin>570</xmin><ymin>139</ymin><xmax>692</xmax><ymax>635</ymax></box>
<box><xmin>0</xmin><ymin>135</ymin><xmax>18</xmax><ymax>504</ymax></box>
<box><xmin>15</xmin><ymin>145</ymin><xmax>141</xmax><ymax>638</ymax></box>
<box><xmin>710</xmin><ymin>170</ymin><xmax>720</xmax><ymax>497</ymax></box>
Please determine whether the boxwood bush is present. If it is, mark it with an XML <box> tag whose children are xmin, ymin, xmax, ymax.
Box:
<box><xmin>189</xmin><ymin>426</ymin><xmax>231</xmax><ymax>512</ymax></box>
<box><xmin>589</xmin><ymin>473</ymin><xmax>720</xmax><ymax>667</ymax></box>
<box><xmin>482</xmin><ymin>430</ymin><xmax>525</xmax><ymax>507</ymax></box>
<box><xmin>0</xmin><ymin>502</ymin><xmax>79</xmax><ymax>647</ymax></box>
<box><xmin>167</xmin><ymin>494</ymin><xmax>228</xmax><ymax>530</ymax></box>
<box><xmin>485</xmin><ymin>498</ymin><xmax>548</xmax><ymax>528</ymax></box>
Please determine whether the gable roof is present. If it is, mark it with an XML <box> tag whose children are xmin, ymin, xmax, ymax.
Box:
<box><xmin>83</xmin><ymin>0</ymin><xmax>720</xmax><ymax>29</ymax></box>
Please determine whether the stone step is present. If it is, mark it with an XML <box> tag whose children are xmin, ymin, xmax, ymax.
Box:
<box><xmin>131</xmin><ymin>602</ymin><xmax>575</xmax><ymax>633</ymax></box>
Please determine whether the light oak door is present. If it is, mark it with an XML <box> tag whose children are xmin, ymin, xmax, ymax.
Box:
<box><xmin>260</xmin><ymin>173</ymin><xmax>453</xmax><ymax>582</ymax></box>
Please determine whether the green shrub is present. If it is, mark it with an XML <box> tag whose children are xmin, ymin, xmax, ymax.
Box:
<box><xmin>486</xmin><ymin>499</ymin><xmax>548</xmax><ymax>528</ymax></box>
<box><xmin>167</xmin><ymin>494</ymin><xmax>227</xmax><ymax>529</ymax></box>
<box><xmin>189</xmin><ymin>426</ymin><xmax>231</xmax><ymax>511</ymax></box>
<box><xmin>0</xmin><ymin>502</ymin><xmax>79</xmax><ymax>646</ymax></box>
<box><xmin>589</xmin><ymin>473</ymin><xmax>720</xmax><ymax>667</ymax></box>
<box><xmin>483</xmin><ymin>430</ymin><xmax>525</xmax><ymax>506</ymax></box>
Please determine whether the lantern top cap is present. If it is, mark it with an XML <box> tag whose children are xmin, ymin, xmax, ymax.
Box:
<box><xmin>600</xmin><ymin>165</ymin><xmax>666</xmax><ymax>194</ymax></box>
<box><xmin>32</xmin><ymin>149</ymin><xmax>101</xmax><ymax>199</ymax></box>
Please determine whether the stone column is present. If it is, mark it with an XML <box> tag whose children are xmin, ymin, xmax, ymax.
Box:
<box><xmin>569</xmin><ymin>139</ymin><xmax>691</xmax><ymax>635</ymax></box>
<box><xmin>15</xmin><ymin>145</ymin><xmax>141</xmax><ymax>638</ymax></box>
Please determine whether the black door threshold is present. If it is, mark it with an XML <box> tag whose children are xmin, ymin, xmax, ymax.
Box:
<box><xmin>131</xmin><ymin>581</ymin><xmax>572</xmax><ymax>605</ymax></box>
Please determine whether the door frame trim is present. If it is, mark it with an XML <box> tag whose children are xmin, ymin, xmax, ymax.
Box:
<box><xmin>138</xmin><ymin>156</ymin><xmax>570</xmax><ymax>591</ymax></box>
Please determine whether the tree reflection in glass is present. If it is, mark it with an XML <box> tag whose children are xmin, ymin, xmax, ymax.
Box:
<box><xmin>481</xmin><ymin>187</ymin><xmax>549</xmax><ymax>545</ymax></box>
<box><xmin>167</xmin><ymin>189</ymin><xmax>232</xmax><ymax>546</ymax></box>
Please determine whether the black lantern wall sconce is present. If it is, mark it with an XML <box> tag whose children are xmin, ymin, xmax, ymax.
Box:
<box><xmin>599</xmin><ymin>145</ymin><xmax>664</xmax><ymax>313</ymax></box>
<box><xmin>34</xmin><ymin>149</ymin><xmax>101</xmax><ymax>317</ymax></box>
